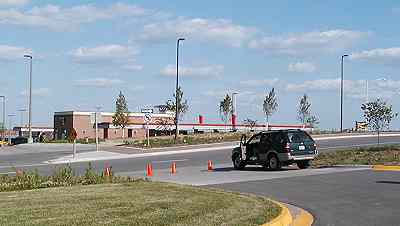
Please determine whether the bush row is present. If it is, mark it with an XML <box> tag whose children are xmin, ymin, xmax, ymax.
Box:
<box><xmin>0</xmin><ymin>163</ymin><xmax>140</xmax><ymax>192</ymax></box>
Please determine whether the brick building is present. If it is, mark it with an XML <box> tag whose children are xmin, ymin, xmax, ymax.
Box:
<box><xmin>54</xmin><ymin>111</ymin><xmax>174</xmax><ymax>140</ymax></box>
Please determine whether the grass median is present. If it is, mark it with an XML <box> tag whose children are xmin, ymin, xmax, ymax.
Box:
<box><xmin>312</xmin><ymin>145</ymin><xmax>400</xmax><ymax>167</ymax></box>
<box><xmin>123</xmin><ymin>132</ymin><xmax>251</xmax><ymax>149</ymax></box>
<box><xmin>0</xmin><ymin>181</ymin><xmax>280</xmax><ymax>226</ymax></box>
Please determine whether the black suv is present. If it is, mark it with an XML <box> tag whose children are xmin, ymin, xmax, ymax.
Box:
<box><xmin>231</xmin><ymin>129</ymin><xmax>318</xmax><ymax>170</ymax></box>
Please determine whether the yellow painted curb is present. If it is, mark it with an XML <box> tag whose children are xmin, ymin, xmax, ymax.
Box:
<box><xmin>292</xmin><ymin>209</ymin><xmax>314</xmax><ymax>226</ymax></box>
<box><xmin>372</xmin><ymin>165</ymin><xmax>400</xmax><ymax>171</ymax></box>
<box><xmin>261</xmin><ymin>201</ymin><xmax>292</xmax><ymax>226</ymax></box>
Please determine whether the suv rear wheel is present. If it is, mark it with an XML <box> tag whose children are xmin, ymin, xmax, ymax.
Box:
<box><xmin>297</xmin><ymin>160</ymin><xmax>311</xmax><ymax>169</ymax></box>
<box><xmin>233</xmin><ymin>154</ymin><xmax>245</xmax><ymax>170</ymax></box>
<box><xmin>268</xmin><ymin>154</ymin><xmax>281</xmax><ymax>171</ymax></box>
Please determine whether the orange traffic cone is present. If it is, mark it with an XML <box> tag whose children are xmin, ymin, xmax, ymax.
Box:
<box><xmin>146</xmin><ymin>163</ymin><xmax>153</xmax><ymax>177</ymax></box>
<box><xmin>104</xmin><ymin>163</ymin><xmax>109</xmax><ymax>177</ymax></box>
<box><xmin>208</xmin><ymin>160</ymin><xmax>213</xmax><ymax>171</ymax></box>
<box><xmin>16</xmin><ymin>169</ymin><xmax>23</xmax><ymax>176</ymax></box>
<box><xmin>171</xmin><ymin>162</ymin><xmax>177</xmax><ymax>175</ymax></box>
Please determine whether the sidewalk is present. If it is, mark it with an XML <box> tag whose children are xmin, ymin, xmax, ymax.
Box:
<box><xmin>45</xmin><ymin>144</ymin><xmax>237</xmax><ymax>164</ymax></box>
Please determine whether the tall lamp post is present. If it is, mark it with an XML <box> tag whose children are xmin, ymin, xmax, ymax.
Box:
<box><xmin>24</xmin><ymin>54</ymin><xmax>33</xmax><ymax>143</ymax></box>
<box><xmin>340</xmin><ymin>54</ymin><xmax>348</xmax><ymax>133</ymax></box>
<box><xmin>0</xmin><ymin>96</ymin><xmax>5</xmax><ymax>142</ymax></box>
<box><xmin>7</xmin><ymin>114</ymin><xmax>16</xmax><ymax>145</ymax></box>
<box><xmin>18</xmin><ymin>109</ymin><xmax>26</xmax><ymax>127</ymax></box>
<box><xmin>174</xmin><ymin>38</ymin><xmax>185</xmax><ymax>141</ymax></box>
<box><xmin>95</xmin><ymin>106</ymin><xmax>102</xmax><ymax>152</ymax></box>
<box><xmin>232</xmin><ymin>92</ymin><xmax>239</xmax><ymax>131</ymax></box>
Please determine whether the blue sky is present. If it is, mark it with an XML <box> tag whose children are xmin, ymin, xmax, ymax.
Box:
<box><xmin>1</xmin><ymin>0</ymin><xmax>400</xmax><ymax>130</ymax></box>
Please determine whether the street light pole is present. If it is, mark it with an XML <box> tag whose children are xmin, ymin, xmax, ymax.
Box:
<box><xmin>232</xmin><ymin>92</ymin><xmax>239</xmax><ymax>131</ymax></box>
<box><xmin>7</xmin><ymin>114</ymin><xmax>15</xmax><ymax>145</ymax></box>
<box><xmin>340</xmin><ymin>54</ymin><xmax>348</xmax><ymax>133</ymax></box>
<box><xmin>175</xmin><ymin>38</ymin><xmax>185</xmax><ymax>141</ymax></box>
<box><xmin>18</xmin><ymin>109</ymin><xmax>26</xmax><ymax>128</ymax></box>
<box><xmin>365</xmin><ymin>80</ymin><xmax>369</xmax><ymax>103</ymax></box>
<box><xmin>0</xmin><ymin>96</ymin><xmax>5</xmax><ymax>142</ymax></box>
<box><xmin>24</xmin><ymin>55</ymin><xmax>33</xmax><ymax>143</ymax></box>
<box><xmin>95</xmin><ymin>106</ymin><xmax>102</xmax><ymax>152</ymax></box>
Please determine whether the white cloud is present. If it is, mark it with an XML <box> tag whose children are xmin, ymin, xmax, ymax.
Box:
<box><xmin>288</xmin><ymin>62</ymin><xmax>316</xmax><ymax>73</ymax></box>
<box><xmin>0</xmin><ymin>3</ymin><xmax>148</xmax><ymax>30</ymax></box>
<box><xmin>285</xmin><ymin>78</ymin><xmax>400</xmax><ymax>99</ymax></box>
<box><xmin>70</xmin><ymin>44</ymin><xmax>137</xmax><ymax>63</ymax></box>
<box><xmin>249</xmin><ymin>30</ymin><xmax>368</xmax><ymax>55</ymax></box>
<box><xmin>0</xmin><ymin>0</ymin><xmax>29</xmax><ymax>6</ymax></box>
<box><xmin>161</xmin><ymin>64</ymin><xmax>224</xmax><ymax>78</ymax></box>
<box><xmin>20</xmin><ymin>88</ymin><xmax>50</xmax><ymax>97</ymax></box>
<box><xmin>350</xmin><ymin>47</ymin><xmax>400</xmax><ymax>65</ymax></box>
<box><xmin>240</xmin><ymin>78</ymin><xmax>279</xmax><ymax>87</ymax></box>
<box><xmin>285</xmin><ymin>78</ymin><xmax>340</xmax><ymax>92</ymax></box>
<box><xmin>137</xmin><ymin>17</ymin><xmax>257</xmax><ymax>47</ymax></box>
<box><xmin>75</xmin><ymin>78</ymin><xmax>124</xmax><ymax>88</ymax></box>
<box><xmin>0</xmin><ymin>45</ymin><xmax>32</xmax><ymax>61</ymax></box>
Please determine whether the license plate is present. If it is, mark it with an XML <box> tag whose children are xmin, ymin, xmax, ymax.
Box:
<box><xmin>299</xmin><ymin>145</ymin><xmax>305</xmax><ymax>150</ymax></box>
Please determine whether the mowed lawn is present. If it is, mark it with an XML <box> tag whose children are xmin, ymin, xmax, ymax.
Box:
<box><xmin>0</xmin><ymin>181</ymin><xmax>280</xmax><ymax>226</ymax></box>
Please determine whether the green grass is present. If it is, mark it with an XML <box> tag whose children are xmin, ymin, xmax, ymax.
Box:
<box><xmin>0</xmin><ymin>181</ymin><xmax>280</xmax><ymax>226</ymax></box>
<box><xmin>44</xmin><ymin>138</ymin><xmax>105</xmax><ymax>144</ymax></box>
<box><xmin>312</xmin><ymin>145</ymin><xmax>400</xmax><ymax>167</ymax></box>
<box><xmin>124</xmin><ymin>132</ymin><xmax>254</xmax><ymax>148</ymax></box>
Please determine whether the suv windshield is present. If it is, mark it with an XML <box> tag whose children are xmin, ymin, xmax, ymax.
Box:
<box><xmin>287</xmin><ymin>131</ymin><xmax>313</xmax><ymax>143</ymax></box>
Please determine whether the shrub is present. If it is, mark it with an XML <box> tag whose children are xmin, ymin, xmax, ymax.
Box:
<box><xmin>0</xmin><ymin>163</ymin><xmax>138</xmax><ymax>192</ymax></box>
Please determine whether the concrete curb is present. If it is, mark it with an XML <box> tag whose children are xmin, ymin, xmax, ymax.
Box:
<box><xmin>372</xmin><ymin>165</ymin><xmax>400</xmax><ymax>171</ymax></box>
<box><xmin>261</xmin><ymin>200</ymin><xmax>314</xmax><ymax>226</ymax></box>
<box><xmin>292</xmin><ymin>208</ymin><xmax>314</xmax><ymax>226</ymax></box>
<box><xmin>262</xmin><ymin>200</ymin><xmax>292</xmax><ymax>226</ymax></box>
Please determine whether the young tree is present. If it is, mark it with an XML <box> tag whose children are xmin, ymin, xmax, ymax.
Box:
<box><xmin>361</xmin><ymin>98</ymin><xmax>397</xmax><ymax>144</ymax></box>
<box><xmin>263</xmin><ymin>88</ymin><xmax>278</xmax><ymax>128</ymax></box>
<box><xmin>219</xmin><ymin>94</ymin><xmax>233</xmax><ymax>131</ymax></box>
<box><xmin>166</xmin><ymin>86</ymin><xmax>189</xmax><ymax>123</ymax></box>
<box><xmin>297</xmin><ymin>94</ymin><xmax>319</xmax><ymax>127</ymax></box>
<box><xmin>112</xmin><ymin>91</ymin><xmax>129</xmax><ymax>138</ymax></box>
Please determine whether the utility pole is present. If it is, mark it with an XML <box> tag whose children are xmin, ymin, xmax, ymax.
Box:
<box><xmin>95</xmin><ymin>106</ymin><xmax>101</xmax><ymax>152</ymax></box>
<box><xmin>7</xmin><ymin>114</ymin><xmax>15</xmax><ymax>145</ymax></box>
<box><xmin>0</xmin><ymin>96</ymin><xmax>5</xmax><ymax>143</ymax></box>
<box><xmin>24</xmin><ymin>55</ymin><xmax>33</xmax><ymax>143</ymax></box>
<box><xmin>232</xmin><ymin>92</ymin><xmax>239</xmax><ymax>131</ymax></box>
<box><xmin>175</xmin><ymin>38</ymin><xmax>185</xmax><ymax>141</ymax></box>
<box><xmin>340</xmin><ymin>54</ymin><xmax>348</xmax><ymax>133</ymax></box>
<box><xmin>18</xmin><ymin>109</ymin><xmax>26</xmax><ymax>128</ymax></box>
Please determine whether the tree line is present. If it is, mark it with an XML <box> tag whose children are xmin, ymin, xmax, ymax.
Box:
<box><xmin>112</xmin><ymin>86</ymin><xmax>397</xmax><ymax>140</ymax></box>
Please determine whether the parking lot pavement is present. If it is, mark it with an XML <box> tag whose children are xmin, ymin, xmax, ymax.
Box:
<box><xmin>117</xmin><ymin>164</ymin><xmax>370</xmax><ymax>186</ymax></box>
<box><xmin>211</xmin><ymin>170</ymin><xmax>400</xmax><ymax>226</ymax></box>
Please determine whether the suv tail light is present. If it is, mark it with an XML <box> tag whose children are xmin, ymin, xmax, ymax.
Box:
<box><xmin>284</xmin><ymin>143</ymin><xmax>291</xmax><ymax>152</ymax></box>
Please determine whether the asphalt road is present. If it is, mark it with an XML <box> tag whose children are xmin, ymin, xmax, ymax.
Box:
<box><xmin>211</xmin><ymin>170</ymin><xmax>400</xmax><ymax>226</ymax></box>
<box><xmin>0</xmin><ymin>134</ymin><xmax>398</xmax><ymax>175</ymax></box>
<box><xmin>0</xmin><ymin>134</ymin><xmax>399</xmax><ymax>226</ymax></box>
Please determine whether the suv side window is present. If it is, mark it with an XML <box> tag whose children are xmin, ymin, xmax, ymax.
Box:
<box><xmin>272</xmin><ymin>132</ymin><xmax>285</xmax><ymax>145</ymax></box>
<box><xmin>248</xmin><ymin>134</ymin><xmax>261</xmax><ymax>144</ymax></box>
<box><xmin>261</xmin><ymin>133</ymin><xmax>272</xmax><ymax>145</ymax></box>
